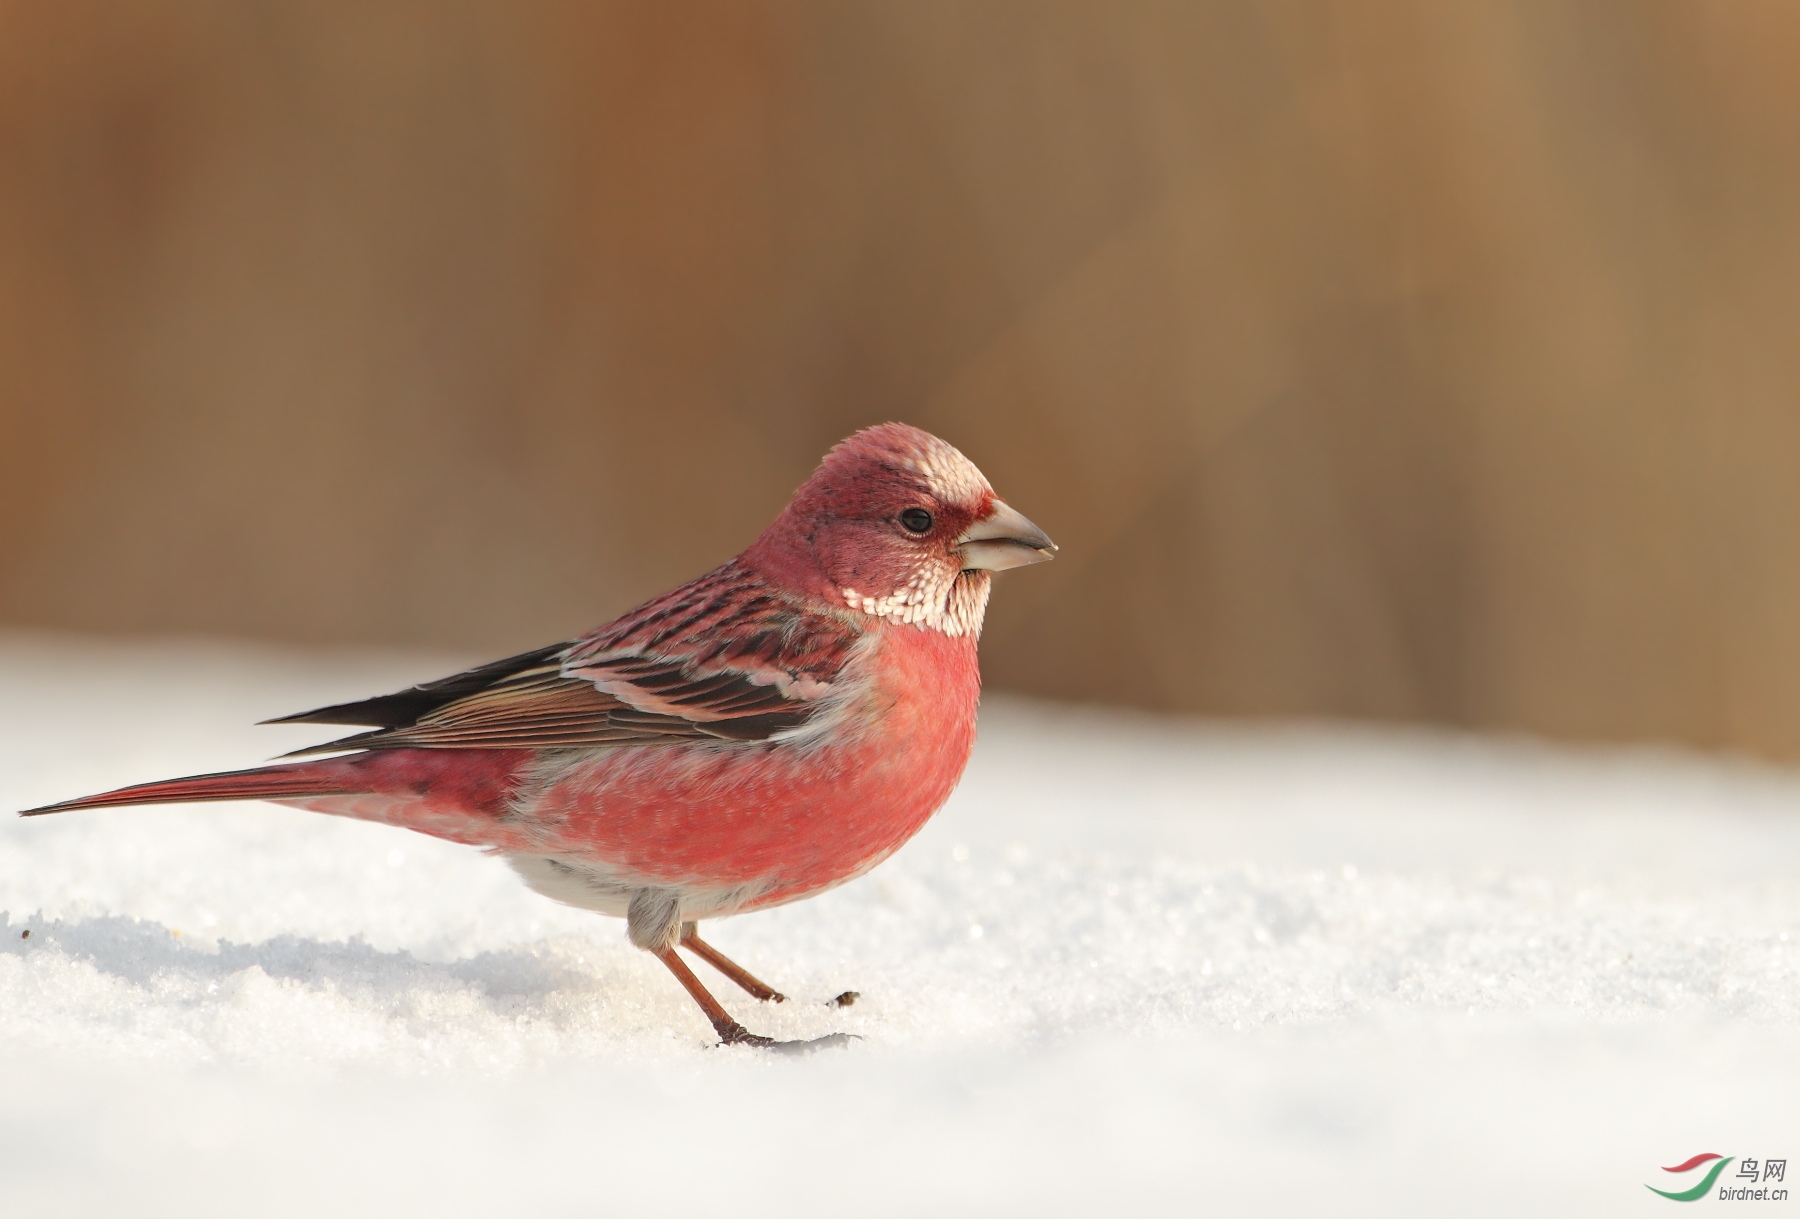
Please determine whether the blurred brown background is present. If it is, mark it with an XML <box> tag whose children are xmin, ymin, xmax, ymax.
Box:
<box><xmin>4</xmin><ymin>2</ymin><xmax>1800</xmax><ymax>754</ymax></box>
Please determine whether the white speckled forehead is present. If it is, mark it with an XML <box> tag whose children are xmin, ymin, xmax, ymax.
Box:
<box><xmin>898</xmin><ymin>434</ymin><xmax>991</xmax><ymax>506</ymax></box>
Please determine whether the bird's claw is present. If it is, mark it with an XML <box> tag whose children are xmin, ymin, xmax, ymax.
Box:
<box><xmin>714</xmin><ymin>1024</ymin><xmax>857</xmax><ymax>1054</ymax></box>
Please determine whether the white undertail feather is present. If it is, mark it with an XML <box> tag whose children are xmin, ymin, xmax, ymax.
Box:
<box><xmin>505</xmin><ymin>854</ymin><xmax>775</xmax><ymax>946</ymax></box>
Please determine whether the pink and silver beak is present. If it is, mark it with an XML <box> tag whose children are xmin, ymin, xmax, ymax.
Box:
<box><xmin>956</xmin><ymin>500</ymin><xmax>1057</xmax><ymax>572</ymax></box>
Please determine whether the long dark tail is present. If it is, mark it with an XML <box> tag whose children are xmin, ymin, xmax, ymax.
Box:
<box><xmin>19</xmin><ymin>761</ymin><xmax>358</xmax><ymax>817</ymax></box>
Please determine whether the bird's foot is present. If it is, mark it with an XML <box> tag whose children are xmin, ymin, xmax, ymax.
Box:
<box><xmin>715</xmin><ymin>1021</ymin><xmax>857</xmax><ymax>1054</ymax></box>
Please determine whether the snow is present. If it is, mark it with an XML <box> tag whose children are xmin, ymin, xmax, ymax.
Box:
<box><xmin>0</xmin><ymin>630</ymin><xmax>1795</xmax><ymax>1216</ymax></box>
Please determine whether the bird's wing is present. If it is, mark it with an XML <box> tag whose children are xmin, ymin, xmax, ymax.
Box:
<box><xmin>273</xmin><ymin>562</ymin><xmax>864</xmax><ymax>755</ymax></box>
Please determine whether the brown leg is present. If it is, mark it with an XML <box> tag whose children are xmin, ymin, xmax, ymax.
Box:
<box><xmin>679</xmin><ymin>922</ymin><xmax>787</xmax><ymax>1003</ymax></box>
<box><xmin>653</xmin><ymin>945</ymin><xmax>773</xmax><ymax>1046</ymax></box>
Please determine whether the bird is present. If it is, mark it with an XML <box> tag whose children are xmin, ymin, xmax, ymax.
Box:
<box><xmin>21</xmin><ymin>423</ymin><xmax>1055</xmax><ymax>1048</ymax></box>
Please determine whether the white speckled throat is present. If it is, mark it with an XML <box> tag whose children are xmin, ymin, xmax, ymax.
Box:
<box><xmin>841</xmin><ymin>569</ymin><xmax>992</xmax><ymax>638</ymax></box>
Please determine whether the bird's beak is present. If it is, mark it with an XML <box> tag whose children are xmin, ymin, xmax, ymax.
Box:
<box><xmin>956</xmin><ymin>500</ymin><xmax>1057</xmax><ymax>572</ymax></box>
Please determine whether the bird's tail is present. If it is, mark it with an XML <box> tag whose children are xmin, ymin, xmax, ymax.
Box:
<box><xmin>19</xmin><ymin>761</ymin><xmax>359</xmax><ymax>817</ymax></box>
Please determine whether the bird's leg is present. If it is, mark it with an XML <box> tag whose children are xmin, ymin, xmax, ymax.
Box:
<box><xmin>678</xmin><ymin>921</ymin><xmax>786</xmax><ymax>1003</ymax></box>
<box><xmin>653</xmin><ymin>945</ymin><xmax>774</xmax><ymax>1046</ymax></box>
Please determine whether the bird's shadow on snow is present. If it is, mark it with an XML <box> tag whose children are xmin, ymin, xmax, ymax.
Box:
<box><xmin>0</xmin><ymin>911</ymin><xmax>602</xmax><ymax>1011</ymax></box>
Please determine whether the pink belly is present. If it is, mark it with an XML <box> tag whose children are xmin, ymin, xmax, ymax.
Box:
<box><xmin>527</xmin><ymin>627</ymin><xmax>980</xmax><ymax>907</ymax></box>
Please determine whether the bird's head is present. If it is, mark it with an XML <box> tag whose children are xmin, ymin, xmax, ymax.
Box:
<box><xmin>745</xmin><ymin>423</ymin><xmax>1056</xmax><ymax>638</ymax></box>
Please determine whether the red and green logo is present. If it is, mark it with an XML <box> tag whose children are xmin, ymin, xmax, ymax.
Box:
<box><xmin>1648</xmin><ymin>1152</ymin><xmax>1789</xmax><ymax>1201</ymax></box>
<box><xmin>1648</xmin><ymin>1154</ymin><xmax>1733</xmax><ymax>1201</ymax></box>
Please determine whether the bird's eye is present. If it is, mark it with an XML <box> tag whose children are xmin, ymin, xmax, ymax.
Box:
<box><xmin>899</xmin><ymin>507</ymin><xmax>934</xmax><ymax>535</ymax></box>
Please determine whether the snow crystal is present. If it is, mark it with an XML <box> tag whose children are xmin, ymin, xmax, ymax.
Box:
<box><xmin>0</xmin><ymin>632</ymin><xmax>1794</xmax><ymax>1216</ymax></box>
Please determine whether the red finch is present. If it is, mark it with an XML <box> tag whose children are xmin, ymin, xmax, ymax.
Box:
<box><xmin>23</xmin><ymin>424</ymin><xmax>1055</xmax><ymax>1047</ymax></box>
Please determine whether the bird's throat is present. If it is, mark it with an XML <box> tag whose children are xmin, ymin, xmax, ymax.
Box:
<box><xmin>840</xmin><ymin>569</ymin><xmax>991</xmax><ymax>638</ymax></box>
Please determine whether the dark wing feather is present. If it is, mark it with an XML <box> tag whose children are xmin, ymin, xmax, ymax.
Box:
<box><xmin>277</xmin><ymin>562</ymin><xmax>860</xmax><ymax>756</ymax></box>
<box><xmin>563</xmin><ymin>561</ymin><xmax>861</xmax><ymax>709</ymax></box>
<box><xmin>266</xmin><ymin>642</ymin><xmax>570</xmax><ymax>727</ymax></box>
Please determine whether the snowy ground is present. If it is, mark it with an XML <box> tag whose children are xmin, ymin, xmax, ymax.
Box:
<box><xmin>1</xmin><ymin>631</ymin><xmax>1796</xmax><ymax>1216</ymax></box>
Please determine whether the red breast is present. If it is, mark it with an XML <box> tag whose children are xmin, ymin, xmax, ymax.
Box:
<box><xmin>522</xmin><ymin>623</ymin><xmax>981</xmax><ymax>907</ymax></box>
